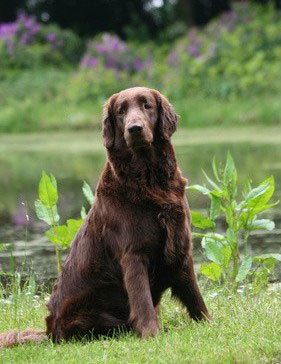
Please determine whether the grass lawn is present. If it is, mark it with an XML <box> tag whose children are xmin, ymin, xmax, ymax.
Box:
<box><xmin>0</xmin><ymin>287</ymin><xmax>281</xmax><ymax>363</ymax></box>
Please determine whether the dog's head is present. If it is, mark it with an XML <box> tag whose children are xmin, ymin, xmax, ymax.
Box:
<box><xmin>102</xmin><ymin>87</ymin><xmax>178</xmax><ymax>150</ymax></box>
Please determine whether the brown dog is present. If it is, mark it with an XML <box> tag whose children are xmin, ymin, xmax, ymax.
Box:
<box><xmin>0</xmin><ymin>87</ymin><xmax>210</xmax><ymax>347</ymax></box>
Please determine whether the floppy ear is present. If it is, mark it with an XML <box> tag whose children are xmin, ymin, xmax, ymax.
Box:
<box><xmin>153</xmin><ymin>90</ymin><xmax>179</xmax><ymax>140</ymax></box>
<box><xmin>102</xmin><ymin>94</ymin><xmax>118</xmax><ymax>149</ymax></box>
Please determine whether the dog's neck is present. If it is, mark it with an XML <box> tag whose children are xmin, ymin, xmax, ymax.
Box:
<box><xmin>105</xmin><ymin>140</ymin><xmax>178</xmax><ymax>189</ymax></box>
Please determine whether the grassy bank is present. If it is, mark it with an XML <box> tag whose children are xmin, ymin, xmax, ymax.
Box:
<box><xmin>1</xmin><ymin>4</ymin><xmax>281</xmax><ymax>133</ymax></box>
<box><xmin>1</xmin><ymin>68</ymin><xmax>281</xmax><ymax>133</ymax></box>
<box><xmin>0</xmin><ymin>287</ymin><xmax>281</xmax><ymax>363</ymax></box>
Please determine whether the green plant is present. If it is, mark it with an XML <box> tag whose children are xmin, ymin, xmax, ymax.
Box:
<box><xmin>187</xmin><ymin>153</ymin><xmax>281</xmax><ymax>292</ymax></box>
<box><xmin>34</xmin><ymin>171</ymin><xmax>94</xmax><ymax>272</ymax></box>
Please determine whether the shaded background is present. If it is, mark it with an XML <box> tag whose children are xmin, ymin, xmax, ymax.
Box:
<box><xmin>1</xmin><ymin>0</ymin><xmax>280</xmax><ymax>37</ymax></box>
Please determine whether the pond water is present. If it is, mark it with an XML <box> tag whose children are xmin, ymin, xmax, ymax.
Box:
<box><xmin>0</xmin><ymin>127</ymin><xmax>280</xmax><ymax>280</ymax></box>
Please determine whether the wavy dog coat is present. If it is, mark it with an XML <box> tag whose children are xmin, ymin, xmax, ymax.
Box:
<box><xmin>0</xmin><ymin>87</ymin><xmax>210</xmax><ymax>347</ymax></box>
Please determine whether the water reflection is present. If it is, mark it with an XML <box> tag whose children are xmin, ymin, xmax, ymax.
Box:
<box><xmin>0</xmin><ymin>133</ymin><xmax>280</xmax><ymax>279</ymax></box>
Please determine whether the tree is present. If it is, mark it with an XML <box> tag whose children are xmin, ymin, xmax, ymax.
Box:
<box><xmin>177</xmin><ymin>0</ymin><xmax>231</xmax><ymax>26</ymax></box>
<box><xmin>0</xmin><ymin>0</ymin><xmax>24</xmax><ymax>22</ymax></box>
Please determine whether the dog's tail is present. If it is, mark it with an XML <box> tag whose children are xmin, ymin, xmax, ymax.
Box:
<box><xmin>0</xmin><ymin>329</ymin><xmax>47</xmax><ymax>348</ymax></box>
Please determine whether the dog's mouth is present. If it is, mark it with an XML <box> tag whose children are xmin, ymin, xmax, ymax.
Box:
<box><xmin>125</xmin><ymin>126</ymin><xmax>153</xmax><ymax>150</ymax></box>
<box><xmin>125</xmin><ymin>134</ymin><xmax>152</xmax><ymax>150</ymax></box>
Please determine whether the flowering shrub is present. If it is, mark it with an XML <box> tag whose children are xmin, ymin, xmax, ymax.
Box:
<box><xmin>80</xmin><ymin>33</ymin><xmax>151</xmax><ymax>74</ymax></box>
<box><xmin>1</xmin><ymin>3</ymin><xmax>281</xmax><ymax>133</ymax></box>
<box><xmin>0</xmin><ymin>13</ymin><xmax>82</xmax><ymax>70</ymax></box>
<box><xmin>166</xmin><ymin>3</ymin><xmax>281</xmax><ymax>97</ymax></box>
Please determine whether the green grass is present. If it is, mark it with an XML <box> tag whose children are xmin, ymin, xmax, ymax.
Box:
<box><xmin>1</xmin><ymin>287</ymin><xmax>281</xmax><ymax>363</ymax></box>
<box><xmin>175</xmin><ymin>93</ymin><xmax>281</xmax><ymax>128</ymax></box>
<box><xmin>1</xmin><ymin>68</ymin><xmax>281</xmax><ymax>133</ymax></box>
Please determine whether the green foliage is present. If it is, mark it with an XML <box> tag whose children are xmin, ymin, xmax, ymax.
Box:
<box><xmin>34</xmin><ymin>172</ymin><xmax>94</xmax><ymax>272</ymax></box>
<box><xmin>1</xmin><ymin>4</ymin><xmax>281</xmax><ymax>133</ymax></box>
<box><xmin>200</xmin><ymin>262</ymin><xmax>222</xmax><ymax>281</ymax></box>
<box><xmin>168</xmin><ymin>3</ymin><xmax>281</xmax><ymax>98</ymax></box>
<box><xmin>0</xmin><ymin>14</ymin><xmax>83</xmax><ymax>73</ymax></box>
<box><xmin>187</xmin><ymin>153</ymin><xmax>280</xmax><ymax>292</ymax></box>
<box><xmin>82</xmin><ymin>180</ymin><xmax>95</xmax><ymax>205</ymax></box>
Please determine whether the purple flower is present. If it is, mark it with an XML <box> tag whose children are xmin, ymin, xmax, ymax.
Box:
<box><xmin>133</xmin><ymin>58</ymin><xmax>144</xmax><ymax>71</ymax></box>
<box><xmin>96</xmin><ymin>45</ymin><xmax>106</xmax><ymax>54</ymax></box>
<box><xmin>0</xmin><ymin>23</ymin><xmax>18</xmax><ymax>40</ymax></box>
<box><xmin>168</xmin><ymin>50</ymin><xmax>178</xmax><ymax>66</ymax></box>
<box><xmin>188</xmin><ymin>45</ymin><xmax>200</xmax><ymax>58</ymax></box>
<box><xmin>46</xmin><ymin>32</ymin><xmax>56</xmax><ymax>42</ymax></box>
<box><xmin>20</xmin><ymin>33</ymin><xmax>32</xmax><ymax>45</ymax></box>
<box><xmin>80</xmin><ymin>55</ymin><xmax>99</xmax><ymax>68</ymax></box>
<box><xmin>11</xmin><ymin>204</ymin><xmax>29</xmax><ymax>226</ymax></box>
<box><xmin>30</xmin><ymin>23</ymin><xmax>40</xmax><ymax>34</ymax></box>
<box><xmin>88</xmin><ymin>57</ymin><xmax>98</xmax><ymax>68</ymax></box>
<box><xmin>80</xmin><ymin>32</ymin><xmax>149</xmax><ymax>74</ymax></box>
<box><xmin>105</xmin><ymin>55</ymin><xmax>116</xmax><ymax>69</ymax></box>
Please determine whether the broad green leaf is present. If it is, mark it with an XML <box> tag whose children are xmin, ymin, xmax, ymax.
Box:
<box><xmin>50</xmin><ymin>174</ymin><xmax>57</xmax><ymax>190</ymax></box>
<box><xmin>223</xmin><ymin>152</ymin><xmax>237</xmax><ymax>199</ymax></box>
<box><xmin>236</xmin><ymin>200</ymin><xmax>246</xmax><ymax>212</ymax></box>
<box><xmin>239</xmin><ymin>201</ymin><xmax>279</xmax><ymax>227</ymax></box>
<box><xmin>242</xmin><ymin>178</ymin><xmax>252</xmax><ymax>197</ymax></box>
<box><xmin>34</xmin><ymin>199</ymin><xmax>59</xmax><ymax>225</ymax></box>
<box><xmin>251</xmin><ymin>201</ymin><xmax>279</xmax><ymax>215</ymax></box>
<box><xmin>66</xmin><ymin>219</ymin><xmax>84</xmax><ymax>241</ymax></box>
<box><xmin>46</xmin><ymin>219</ymin><xmax>84</xmax><ymax>249</ymax></box>
<box><xmin>210</xmin><ymin>190</ymin><xmax>223</xmax><ymax>198</ymax></box>
<box><xmin>201</xmin><ymin>233</ymin><xmax>225</xmax><ymax>248</ymax></box>
<box><xmin>224</xmin><ymin>206</ymin><xmax>234</xmax><ymax>227</ymax></box>
<box><xmin>212</xmin><ymin>156</ymin><xmax>221</xmax><ymax>182</ymax></box>
<box><xmin>246</xmin><ymin>183</ymin><xmax>270</xmax><ymax>204</ymax></box>
<box><xmin>263</xmin><ymin>258</ymin><xmax>277</xmax><ymax>271</ymax></box>
<box><xmin>202</xmin><ymin>170</ymin><xmax>222</xmax><ymax>192</ymax></box>
<box><xmin>187</xmin><ymin>184</ymin><xmax>210</xmax><ymax>195</ymax></box>
<box><xmin>204</xmin><ymin>240</ymin><xmax>224</xmax><ymax>265</ymax></box>
<box><xmin>46</xmin><ymin>225</ymin><xmax>68</xmax><ymax>246</ymax></box>
<box><xmin>247</xmin><ymin>219</ymin><xmax>275</xmax><ymax>231</ymax></box>
<box><xmin>209</xmin><ymin>194</ymin><xmax>221</xmax><ymax>220</ymax></box>
<box><xmin>245</xmin><ymin>182</ymin><xmax>270</xmax><ymax>202</ymax></box>
<box><xmin>223</xmin><ymin>152</ymin><xmax>236</xmax><ymax>185</ymax></box>
<box><xmin>221</xmin><ymin>245</ymin><xmax>232</xmax><ymax>268</ymax></box>
<box><xmin>246</xmin><ymin>177</ymin><xmax>274</xmax><ymax>209</ymax></box>
<box><xmin>39</xmin><ymin>171</ymin><xmax>58</xmax><ymax>208</ymax></box>
<box><xmin>82</xmin><ymin>181</ymin><xmax>94</xmax><ymax>205</ymax></box>
<box><xmin>226</xmin><ymin>228</ymin><xmax>237</xmax><ymax>250</ymax></box>
<box><xmin>200</xmin><ymin>262</ymin><xmax>222</xmax><ymax>281</ymax></box>
<box><xmin>236</xmin><ymin>256</ymin><xmax>252</xmax><ymax>282</ymax></box>
<box><xmin>80</xmin><ymin>206</ymin><xmax>87</xmax><ymax>219</ymax></box>
<box><xmin>192</xmin><ymin>232</ymin><xmax>205</xmax><ymax>239</ymax></box>
<box><xmin>253</xmin><ymin>253</ymin><xmax>281</xmax><ymax>263</ymax></box>
<box><xmin>191</xmin><ymin>210</ymin><xmax>214</xmax><ymax>229</ymax></box>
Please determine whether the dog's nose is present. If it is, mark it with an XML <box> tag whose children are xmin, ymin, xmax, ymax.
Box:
<box><xmin>128</xmin><ymin>124</ymin><xmax>143</xmax><ymax>134</ymax></box>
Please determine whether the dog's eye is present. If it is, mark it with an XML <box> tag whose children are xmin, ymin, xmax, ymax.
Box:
<box><xmin>118</xmin><ymin>108</ymin><xmax>125</xmax><ymax>115</ymax></box>
<box><xmin>144</xmin><ymin>104</ymin><xmax>151</xmax><ymax>110</ymax></box>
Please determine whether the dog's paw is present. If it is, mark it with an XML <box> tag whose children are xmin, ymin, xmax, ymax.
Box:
<box><xmin>139</xmin><ymin>320</ymin><xmax>159</xmax><ymax>339</ymax></box>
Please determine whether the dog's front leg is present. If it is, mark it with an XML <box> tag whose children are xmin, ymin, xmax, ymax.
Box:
<box><xmin>171</xmin><ymin>255</ymin><xmax>211</xmax><ymax>321</ymax></box>
<box><xmin>121</xmin><ymin>253</ymin><xmax>159</xmax><ymax>338</ymax></box>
